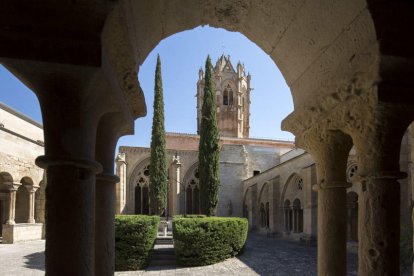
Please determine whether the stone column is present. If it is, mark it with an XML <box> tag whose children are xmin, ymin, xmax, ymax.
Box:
<box><xmin>287</xmin><ymin>209</ymin><xmax>291</xmax><ymax>232</ymax></box>
<box><xmin>293</xmin><ymin>209</ymin><xmax>297</xmax><ymax>232</ymax></box>
<box><xmin>115</xmin><ymin>153</ymin><xmax>127</xmax><ymax>214</ymax></box>
<box><xmin>5</xmin><ymin>182</ymin><xmax>21</xmax><ymax>225</ymax></box>
<box><xmin>169</xmin><ymin>155</ymin><xmax>181</xmax><ymax>216</ymax></box>
<box><xmin>350</xmin><ymin>106</ymin><xmax>412</xmax><ymax>276</ymax></box>
<box><xmin>300</xmin><ymin>129</ymin><xmax>352</xmax><ymax>276</ymax></box>
<box><xmin>33</xmin><ymin>69</ymin><xmax>106</xmax><ymax>276</ymax></box>
<box><xmin>25</xmin><ymin>185</ymin><xmax>39</xmax><ymax>223</ymax></box>
<box><xmin>95</xmin><ymin>113</ymin><xmax>132</xmax><ymax>276</ymax></box>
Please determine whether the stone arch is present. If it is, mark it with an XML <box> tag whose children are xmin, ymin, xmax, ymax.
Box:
<box><xmin>0</xmin><ymin>172</ymin><xmax>14</xmax><ymax>232</ymax></box>
<box><xmin>15</xmin><ymin>177</ymin><xmax>33</xmax><ymax>223</ymax></box>
<box><xmin>129</xmin><ymin>157</ymin><xmax>151</xmax><ymax>215</ymax></box>
<box><xmin>183</xmin><ymin>162</ymin><xmax>200</xmax><ymax>214</ymax></box>
<box><xmin>347</xmin><ymin>191</ymin><xmax>358</xmax><ymax>242</ymax></box>
<box><xmin>258</xmin><ymin>182</ymin><xmax>270</xmax><ymax>228</ymax></box>
<box><xmin>282</xmin><ymin>174</ymin><xmax>305</xmax><ymax>234</ymax></box>
<box><xmin>123</xmin><ymin>0</ymin><xmax>386</xmax><ymax>113</ymax></box>
<box><xmin>0</xmin><ymin>172</ymin><xmax>14</xmax><ymax>184</ymax></box>
<box><xmin>281</xmin><ymin>173</ymin><xmax>304</xmax><ymax>206</ymax></box>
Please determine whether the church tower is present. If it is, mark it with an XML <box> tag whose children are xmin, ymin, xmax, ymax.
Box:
<box><xmin>197</xmin><ymin>55</ymin><xmax>252</xmax><ymax>138</ymax></box>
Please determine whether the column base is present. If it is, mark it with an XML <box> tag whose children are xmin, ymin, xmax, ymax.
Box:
<box><xmin>2</xmin><ymin>223</ymin><xmax>44</xmax><ymax>244</ymax></box>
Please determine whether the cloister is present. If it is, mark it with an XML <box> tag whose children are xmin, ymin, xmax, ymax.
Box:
<box><xmin>1</xmin><ymin>1</ymin><xmax>413</xmax><ymax>275</ymax></box>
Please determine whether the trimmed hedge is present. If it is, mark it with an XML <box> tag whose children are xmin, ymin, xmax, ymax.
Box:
<box><xmin>115</xmin><ymin>215</ymin><xmax>160</xmax><ymax>271</ymax></box>
<box><xmin>173</xmin><ymin>214</ymin><xmax>207</xmax><ymax>219</ymax></box>
<box><xmin>173</xmin><ymin>217</ymin><xmax>248</xmax><ymax>266</ymax></box>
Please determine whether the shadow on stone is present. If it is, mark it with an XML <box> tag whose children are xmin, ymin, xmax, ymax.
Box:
<box><xmin>236</xmin><ymin>233</ymin><xmax>358</xmax><ymax>276</ymax></box>
<box><xmin>23</xmin><ymin>251</ymin><xmax>45</xmax><ymax>271</ymax></box>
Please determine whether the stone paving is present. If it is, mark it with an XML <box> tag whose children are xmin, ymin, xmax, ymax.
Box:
<box><xmin>0</xmin><ymin>233</ymin><xmax>362</xmax><ymax>276</ymax></box>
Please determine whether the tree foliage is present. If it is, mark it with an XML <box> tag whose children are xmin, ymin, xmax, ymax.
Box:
<box><xmin>149</xmin><ymin>54</ymin><xmax>168</xmax><ymax>215</ymax></box>
<box><xmin>198</xmin><ymin>55</ymin><xmax>220</xmax><ymax>216</ymax></box>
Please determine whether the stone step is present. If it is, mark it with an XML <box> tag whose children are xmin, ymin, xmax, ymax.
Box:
<box><xmin>150</xmin><ymin>247</ymin><xmax>177</xmax><ymax>266</ymax></box>
<box><xmin>152</xmin><ymin>248</ymin><xmax>175</xmax><ymax>256</ymax></box>
<box><xmin>155</xmin><ymin>237</ymin><xmax>174</xmax><ymax>245</ymax></box>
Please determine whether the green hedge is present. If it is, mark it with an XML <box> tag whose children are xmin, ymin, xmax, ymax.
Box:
<box><xmin>173</xmin><ymin>217</ymin><xmax>248</xmax><ymax>266</ymax></box>
<box><xmin>173</xmin><ymin>214</ymin><xmax>207</xmax><ymax>219</ymax></box>
<box><xmin>115</xmin><ymin>215</ymin><xmax>160</xmax><ymax>271</ymax></box>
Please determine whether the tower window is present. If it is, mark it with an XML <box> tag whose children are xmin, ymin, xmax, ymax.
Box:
<box><xmin>223</xmin><ymin>91</ymin><xmax>229</xmax><ymax>106</ymax></box>
<box><xmin>223</xmin><ymin>85</ymin><xmax>233</xmax><ymax>106</ymax></box>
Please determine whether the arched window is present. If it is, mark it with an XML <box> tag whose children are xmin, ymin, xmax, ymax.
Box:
<box><xmin>347</xmin><ymin>164</ymin><xmax>358</xmax><ymax>183</ymax></box>
<box><xmin>293</xmin><ymin>198</ymin><xmax>303</xmax><ymax>233</ymax></box>
<box><xmin>134</xmin><ymin>164</ymin><xmax>150</xmax><ymax>215</ymax></box>
<box><xmin>185</xmin><ymin>168</ymin><xmax>200</xmax><ymax>214</ymax></box>
<box><xmin>284</xmin><ymin>200</ymin><xmax>291</xmax><ymax>232</ymax></box>
<box><xmin>223</xmin><ymin>85</ymin><xmax>233</xmax><ymax>106</ymax></box>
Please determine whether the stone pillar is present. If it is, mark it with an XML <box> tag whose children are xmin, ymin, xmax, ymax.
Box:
<box><xmin>300</xmin><ymin>129</ymin><xmax>352</xmax><ymax>276</ymax></box>
<box><xmin>25</xmin><ymin>185</ymin><xmax>39</xmax><ymax>224</ymax></box>
<box><xmin>95</xmin><ymin>113</ymin><xmax>132</xmax><ymax>276</ymax></box>
<box><xmin>115</xmin><ymin>153</ymin><xmax>127</xmax><ymax>214</ymax></box>
<box><xmin>33</xmin><ymin>70</ymin><xmax>105</xmax><ymax>275</ymax></box>
<box><xmin>287</xmin><ymin>209</ymin><xmax>291</xmax><ymax>232</ymax></box>
<box><xmin>293</xmin><ymin>209</ymin><xmax>297</xmax><ymax>232</ymax></box>
<box><xmin>350</xmin><ymin>108</ymin><xmax>411</xmax><ymax>276</ymax></box>
<box><xmin>170</xmin><ymin>155</ymin><xmax>181</xmax><ymax>215</ymax></box>
<box><xmin>5</xmin><ymin>182</ymin><xmax>20</xmax><ymax>225</ymax></box>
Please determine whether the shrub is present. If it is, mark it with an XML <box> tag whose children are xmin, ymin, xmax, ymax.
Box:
<box><xmin>173</xmin><ymin>217</ymin><xmax>248</xmax><ymax>266</ymax></box>
<box><xmin>115</xmin><ymin>215</ymin><xmax>160</xmax><ymax>271</ymax></box>
<box><xmin>173</xmin><ymin>214</ymin><xmax>207</xmax><ymax>219</ymax></box>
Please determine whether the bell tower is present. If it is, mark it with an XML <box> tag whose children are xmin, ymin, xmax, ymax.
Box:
<box><xmin>197</xmin><ymin>55</ymin><xmax>251</xmax><ymax>138</ymax></box>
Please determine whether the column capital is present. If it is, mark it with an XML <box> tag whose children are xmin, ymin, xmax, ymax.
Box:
<box><xmin>25</xmin><ymin>185</ymin><xmax>40</xmax><ymax>193</ymax></box>
<box><xmin>96</xmin><ymin>173</ymin><xmax>120</xmax><ymax>184</ymax></box>
<box><xmin>4</xmin><ymin>182</ymin><xmax>21</xmax><ymax>191</ymax></box>
<box><xmin>312</xmin><ymin>181</ymin><xmax>352</xmax><ymax>191</ymax></box>
<box><xmin>354</xmin><ymin>171</ymin><xmax>407</xmax><ymax>182</ymax></box>
<box><xmin>36</xmin><ymin>155</ymin><xmax>102</xmax><ymax>173</ymax></box>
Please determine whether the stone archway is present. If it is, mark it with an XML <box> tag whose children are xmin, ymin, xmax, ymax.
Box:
<box><xmin>182</xmin><ymin>163</ymin><xmax>200</xmax><ymax>215</ymax></box>
<box><xmin>130</xmin><ymin>162</ymin><xmax>151</xmax><ymax>215</ymax></box>
<box><xmin>1</xmin><ymin>1</ymin><xmax>413</xmax><ymax>274</ymax></box>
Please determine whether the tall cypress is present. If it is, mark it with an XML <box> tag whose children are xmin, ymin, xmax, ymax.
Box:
<box><xmin>149</xmin><ymin>54</ymin><xmax>168</xmax><ymax>215</ymax></box>
<box><xmin>198</xmin><ymin>55</ymin><xmax>220</xmax><ymax>216</ymax></box>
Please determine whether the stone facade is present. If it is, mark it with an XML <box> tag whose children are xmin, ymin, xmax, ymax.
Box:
<box><xmin>116</xmin><ymin>56</ymin><xmax>294</xmax><ymax>217</ymax></box>
<box><xmin>0</xmin><ymin>102</ymin><xmax>46</xmax><ymax>243</ymax></box>
<box><xmin>243</xmin><ymin>133</ymin><xmax>414</xmax><ymax>243</ymax></box>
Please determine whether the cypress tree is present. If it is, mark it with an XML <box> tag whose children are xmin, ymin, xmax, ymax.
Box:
<box><xmin>149</xmin><ymin>54</ymin><xmax>168</xmax><ymax>215</ymax></box>
<box><xmin>198</xmin><ymin>55</ymin><xmax>220</xmax><ymax>216</ymax></box>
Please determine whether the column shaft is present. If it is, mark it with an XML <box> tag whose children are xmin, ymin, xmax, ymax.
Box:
<box><xmin>300</xmin><ymin>129</ymin><xmax>352</xmax><ymax>276</ymax></box>
<box><xmin>318</xmin><ymin>186</ymin><xmax>347</xmax><ymax>274</ymax></box>
<box><xmin>28</xmin><ymin>191</ymin><xmax>36</xmax><ymax>223</ymax></box>
<box><xmin>95</xmin><ymin>174</ymin><xmax>118</xmax><ymax>276</ymax></box>
<box><xmin>42</xmin><ymin>162</ymin><xmax>99</xmax><ymax>275</ymax></box>
<box><xmin>6</xmin><ymin>188</ymin><xmax>17</xmax><ymax>225</ymax></box>
<box><xmin>358</xmin><ymin>173</ymin><xmax>402</xmax><ymax>275</ymax></box>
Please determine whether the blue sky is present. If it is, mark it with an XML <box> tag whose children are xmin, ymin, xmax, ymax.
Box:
<box><xmin>0</xmin><ymin>26</ymin><xmax>294</xmax><ymax>149</ymax></box>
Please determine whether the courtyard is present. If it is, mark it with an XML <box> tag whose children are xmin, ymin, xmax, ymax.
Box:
<box><xmin>0</xmin><ymin>234</ymin><xmax>359</xmax><ymax>276</ymax></box>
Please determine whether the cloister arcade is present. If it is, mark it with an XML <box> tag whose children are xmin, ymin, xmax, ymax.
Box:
<box><xmin>1</xmin><ymin>1</ymin><xmax>413</xmax><ymax>275</ymax></box>
<box><xmin>0</xmin><ymin>172</ymin><xmax>45</xmax><ymax>243</ymax></box>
